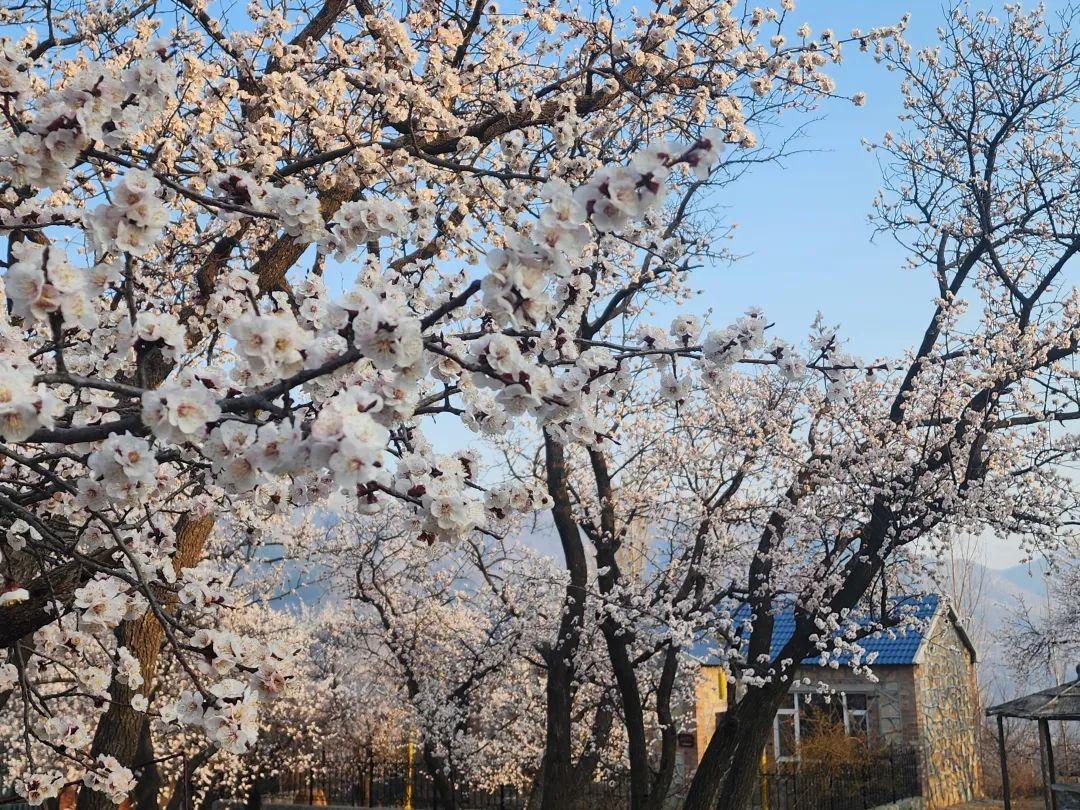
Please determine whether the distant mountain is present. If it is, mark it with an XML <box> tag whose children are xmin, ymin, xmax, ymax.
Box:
<box><xmin>959</xmin><ymin>560</ymin><xmax>1052</xmax><ymax>703</ymax></box>
<box><xmin>995</xmin><ymin>559</ymin><xmax>1051</xmax><ymax>595</ymax></box>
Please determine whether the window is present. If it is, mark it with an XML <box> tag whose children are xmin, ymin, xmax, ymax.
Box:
<box><xmin>772</xmin><ymin>692</ymin><xmax>872</xmax><ymax>762</ymax></box>
<box><xmin>774</xmin><ymin>693</ymin><xmax>798</xmax><ymax>761</ymax></box>
<box><xmin>800</xmin><ymin>692</ymin><xmax>846</xmax><ymax>740</ymax></box>
<box><xmin>845</xmin><ymin>693</ymin><xmax>869</xmax><ymax>739</ymax></box>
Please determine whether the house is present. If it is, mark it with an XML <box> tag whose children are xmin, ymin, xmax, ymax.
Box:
<box><xmin>680</xmin><ymin>595</ymin><xmax>981</xmax><ymax>809</ymax></box>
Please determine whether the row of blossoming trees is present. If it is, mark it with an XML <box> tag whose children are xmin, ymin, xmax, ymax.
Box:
<box><xmin>3</xmin><ymin>0</ymin><xmax>1080</xmax><ymax>808</ymax></box>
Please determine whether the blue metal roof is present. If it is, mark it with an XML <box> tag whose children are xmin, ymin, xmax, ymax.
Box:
<box><xmin>689</xmin><ymin>594</ymin><xmax>942</xmax><ymax>668</ymax></box>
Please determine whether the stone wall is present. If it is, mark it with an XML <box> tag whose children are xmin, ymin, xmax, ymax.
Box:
<box><xmin>912</xmin><ymin>614</ymin><xmax>981</xmax><ymax>808</ymax></box>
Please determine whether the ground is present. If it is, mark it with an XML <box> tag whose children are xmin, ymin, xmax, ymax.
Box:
<box><xmin>944</xmin><ymin>800</ymin><xmax>1043</xmax><ymax>810</ymax></box>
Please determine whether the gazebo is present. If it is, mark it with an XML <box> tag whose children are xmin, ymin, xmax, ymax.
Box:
<box><xmin>987</xmin><ymin>667</ymin><xmax>1080</xmax><ymax>810</ymax></box>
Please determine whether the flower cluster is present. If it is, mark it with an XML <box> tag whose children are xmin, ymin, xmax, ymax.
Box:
<box><xmin>232</xmin><ymin>310</ymin><xmax>313</xmax><ymax>378</ymax></box>
<box><xmin>72</xmin><ymin>575</ymin><xmax>148</xmax><ymax>633</ymax></box>
<box><xmin>87</xmin><ymin>171</ymin><xmax>170</xmax><ymax>257</ymax></box>
<box><xmin>83</xmin><ymin>755</ymin><xmax>136</xmax><ymax>805</ymax></box>
<box><xmin>0</xmin><ymin>360</ymin><xmax>59</xmax><ymax>441</ymax></box>
<box><xmin>169</xmin><ymin>633</ymin><xmax>297</xmax><ymax>753</ymax></box>
<box><xmin>325</xmin><ymin>199</ymin><xmax>410</xmax><ymax>259</ymax></box>
<box><xmin>142</xmin><ymin>373</ymin><xmax>223</xmax><ymax>443</ymax></box>
<box><xmin>5</xmin><ymin>240</ymin><xmax>97</xmax><ymax>329</ymax></box>
<box><xmin>81</xmin><ymin>434</ymin><xmax>159</xmax><ymax>508</ymax></box>
<box><xmin>14</xmin><ymin>772</ymin><xmax>64</xmax><ymax>806</ymax></box>
<box><xmin>311</xmin><ymin>390</ymin><xmax>391</xmax><ymax>490</ymax></box>
<box><xmin>265</xmin><ymin>183</ymin><xmax>324</xmax><ymax>241</ymax></box>
<box><xmin>0</xmin><ymin>47</ymin><xmax>175</xmax><ymax>190</ymax></box>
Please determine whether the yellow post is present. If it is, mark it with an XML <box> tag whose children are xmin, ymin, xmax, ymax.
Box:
<box><xmin>759</xmin><ymin>751</ymin><xmax>769</xmax><ymax>810</ymax></box>
<box><xmin>404</xmin><ymin>740</ymin><xmax>414</xmax><ymax>810</ymax></box>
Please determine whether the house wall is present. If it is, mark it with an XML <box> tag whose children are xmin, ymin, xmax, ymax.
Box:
<box><xmin>797</xmin><ymin>666</ymin><xmax>919</xmax><ymax>749</ymax></box>
<box><xmin>681</xmin><ymin>665</ymin><xmax>728</xmax><ymax>770</ymax></box>
<box><xmin>912</xmin><ymin>616</ymin><xmax>981</xmax><ymax>809</ymax></box>
<box><xmin>754</xmin><ymin>666</ymin><xmax>919</xmax><ymax>763</ymax></box>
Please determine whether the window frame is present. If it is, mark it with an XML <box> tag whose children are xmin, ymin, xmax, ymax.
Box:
<box><xmin>772</xmin><ymin>691</ymin><xmax>872</xmax><ymax>762</ymax></box>
<box><xmin>843</xmin><ymin>693</ymin><xmax>868</xmax><ymax>738</ymax></box>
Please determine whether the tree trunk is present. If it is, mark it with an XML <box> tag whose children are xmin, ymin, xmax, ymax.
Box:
<box><xmin>644</xmin><ymin>647</ymin><xmax>680</xmax><ymax>810</ymax></box>
<box><xmin>132</xmin><ymin>716</ymin><xmax>161</xmax><ymax>810</ymax></box>
<box><xmin>538</xmin><ymin>651</ymin><xmax>584</xmax><ymax>810</ymax></box>
<box><xmin>420</xmin><ymin>743</ymin><xmax>455</xmax><ymax>809</ymax></box>
<box><xmin>538</xmin><ymin>432</ymin><xmax>591</xmax><ymax>810</ymax></box>
<box><xmin>681</xmin><ymin>680</ymin><xmax>791</xmax><ymax>810</ymax></box>
<box><xmin>244</xmin><ymin>776</ymin><xmax>263</xmax><ymax>810</ymax></box>
<box><xmin>77</xmin><ymin>514</ymin><xmax>214</xmax><ymax>810</ymax></box>
<box><xmin>587</xmin><ymin>448</ymin><xmax>652</xmax><ymax>810</ymax></box>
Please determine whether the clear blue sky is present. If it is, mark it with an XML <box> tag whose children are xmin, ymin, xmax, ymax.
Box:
<box><xmin>677</xmin><ymin>1</ymin><xmax>957</xmax><ymax>356</ymax></box>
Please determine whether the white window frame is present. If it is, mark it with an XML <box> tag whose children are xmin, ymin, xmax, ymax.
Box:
<box><xmin>773</xmin><ymin>694</ymin><xmax>800</xmax><ymax>763</ymax></box>
<box><xmin>772</xmin><ymin>692</ymin><xmax>870</xmax><ymax>762</ymax></box>
<box><xmin>843</xmin><ymin>693</ymin><xmax>868</xmax><ymax>737</ymax></box>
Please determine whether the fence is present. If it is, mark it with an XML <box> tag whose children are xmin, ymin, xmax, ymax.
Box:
<box><xmin>266</xmin><ymin>755</ymin><xmax>630</xmax><ymax>810</ymax></box>
<box><xmin>749</xmin><ymin>748</ymin><xmax>922</xmax><ymax>810</ymax></box>
<box><xmin>269</xmin><ymin>749</ymin><xmax>916</xmax><ymax>810</ymax></box>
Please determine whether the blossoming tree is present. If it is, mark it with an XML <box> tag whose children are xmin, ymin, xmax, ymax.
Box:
<box><xmin>0</xmin><ymin>0</ymin><xmax>886</xmax><ymax>804</ymax></box>
<box><xmin>332</xmin><ymin>506</ymin><xmax>560</xmax><ymax>801</ymax></box>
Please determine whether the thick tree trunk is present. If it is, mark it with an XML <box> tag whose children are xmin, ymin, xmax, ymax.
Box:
<box><xmin>420</xmin><ymin>743</ymin><xmax>455</xmax><ymax>809</ymax></box>
<box><xmin>77</xmin><ymin>514</ymin><xmax>214</xmax><ymax>810</ymax></box>
<box><xmin>681</xmin><ymin>680</ymin><xmax>791</xmax><ymax>810</ymax></box>
<box><xmin>538</xmin><ymin>432</ymin><xmax>591</xmax><ymax>810</ymax></box>
<box><xmin>132</xmin><ymin>716</ymin><xmax>161</xmax><ymax>810</ymax></box>
<box><xmin>244</xmin><ymin>776</ymin><xmax>263</xmax><ymax>810</ymax></box>
<box><xmin>644</xmin><ymin>647</ymin><xmax>680</xmax><ymax>810</ymax></box>
<box><xmin>538</xmin><ymin>652</ymin><xmax>583</xmax><ymax>810</ymax></box>
<box><xmin>587</xmin><ymin>449</ymin><xmax>652</xmax><ymax>810</ymax></box>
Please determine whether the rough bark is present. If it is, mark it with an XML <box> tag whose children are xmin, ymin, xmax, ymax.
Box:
<box><xmin>0</xmin><ymin>551</ymin><xmax>115</xmax><ymax>648</ymax></box>
<box><xmin>77</xmin><ymin>514</ymin><xmax>214</xmax><ymax>810</ymax></box>
<box><xmin>645</xmin><ymin>647</ymin><xmax>680</xmax><ymax>810</ymax></box>
<box><xmin>594</xmin><ymin>537</ymin><xmax>650</xmax><ymax>810</ymax></box>
<box><xmin>584</xmin><ymin>449</ymin><xmax>652</xmax><ymax>810</ymax></box>
<box><xmin>420</xmin><ymin>743</ymin><xmax>456</xmax><ymax>809</ymax></box>
<box><xmin>132</xmin><ymin>715</ymin><xmax>161</xmax><ymax>810</ymax></box>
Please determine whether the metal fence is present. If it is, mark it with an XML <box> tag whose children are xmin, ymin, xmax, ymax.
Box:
<box><xmin>269</xmin><ymin>749</ymin><xmax>916</xmax><ymax>810</ymax></box>
<box><xmin>266</xmin><ymin>757</ymin><xmax>630</xmax><ymax>810</ymax></box>
<box><xmin>749</xmin><ymin>748</ymin><xmax>922</xmax><ymax>810</ymax></box>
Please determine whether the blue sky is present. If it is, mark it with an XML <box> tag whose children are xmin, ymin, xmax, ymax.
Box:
<box><xmin>683</xmin><ymin>1</ymin><xmax>957</xmax><ymax>356</ymax></box>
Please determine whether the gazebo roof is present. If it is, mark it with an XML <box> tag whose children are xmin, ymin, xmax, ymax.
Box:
<box><xmin>987</xmin><ymin>671</ymin><xmax>1080</xmax><ymax>721</ymax></box>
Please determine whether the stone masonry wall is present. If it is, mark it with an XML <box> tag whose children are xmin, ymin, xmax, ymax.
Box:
<box><xmin>912</xmin><ymin>616</ymin><xmax>980</xmax><ymax>809</ymax></box>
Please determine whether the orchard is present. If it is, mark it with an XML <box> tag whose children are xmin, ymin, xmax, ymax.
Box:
<box><xmin>2</xmin><ymin>1</ymin><xmax>1080</xmax><ymax>809</ymax></box>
